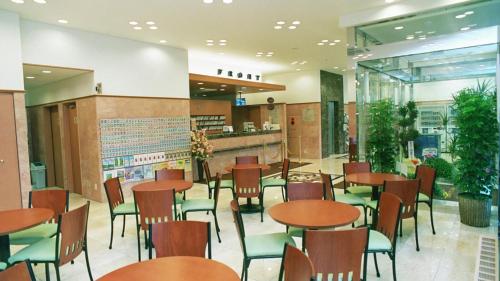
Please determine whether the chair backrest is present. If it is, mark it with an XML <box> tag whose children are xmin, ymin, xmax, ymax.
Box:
<box><xmin>230</xmin><ymin>200</ymin><xmax>247</xmax><ymax>254</ymax></box>
<box><xmin>0</xmin><ymin>262</ymin><xmax>35</xmax><ymax>281</ymax></box>
<box><xmin>232</xmin><ymin>168</ymin><xmax>262</xmax><ymax>198</ymax></box>
<box><xmin>202</xmin><ymin>160</ymin><xmax>212</xmax><ymax>186</ymax></box>
<box><xmin>348</xmin><ymin>142</ymin><xmax>357</xmax><ymax>163</ymax></box>
<box><xmin>343</xmin><ymin>162</ymin><xmax>371</xmax><ymax>175</ymax></box>
<box><xmin>278</xmin><ymin>244</ymin><xmax>315</xmax><ymax>281</ymax></box>
<box><xmin>152</xmin><ymin>221</ymin><xmax>211</xmax><ymax>259</ymax></box>
<box><xmin>212</xmin><ymin>173</ymin><xmax>222</xmax><ymax>209</ymax></box>
<box><xmin>304</xmin><ymin>228</ymin><xmax>369</xmax><ymax>281</ymax></box>
<box><xmin>133</xmin><ymin>189</ymin><xmax>175</xmax><ymax>231</ymax></box>
<box><xmin>375</xmin><ymin>192</ymin><xmax>402</xmax><ymax>248</ymax></box>
<box><xmin>103</xmin><ymin>177</ymin><xmax>124</xmax><ymax>212</ymax></box>
<box><xmin>29</xmin><ymin>189</ymin><xmax>69</xmax><ymax>223</ymax></box>
<box><xmin>57</xmin><ymin>202</ymin><xmax>90</xmax><ymax>266</ymax></box>
<box><xmin>319</xmin><ymin>171</ymin><xmax>335</xmax><ymax>201</ymax></box>
<box><xmin>282</xmin><ymin>158</ymin><xmax>291</xmax><ymax>180</ymax></box>
<box><xmin>287</xmin><ymin>182</ymin><xmax>324</xmax><ymax>201</ymax></box>
<box><xmin>415</xmin><ymin>165</ymin><xmax>436</xmax><ymax>198</ymax></box>
<box><xmin>235</xmin><ymin>156</ymin><xmax>258</xmax><ymax>164</ymax></box>
<box><xmin>383</xmin><ymin>179</ymin><xmax>420</xmax><ymax>219</ymax></box>
<box><xmin>155</xmin><ymin>168</ymin><xmax>185</xmax><ymax>181</ymax></box>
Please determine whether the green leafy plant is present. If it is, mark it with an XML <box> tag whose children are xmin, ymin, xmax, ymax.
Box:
<box><xmin>397</xmin><ymin>101</ymin><xmax>420</xmax><ymax>158</ymax></box>
<box><xmin>439</xmin><ymin>111</ymin><xmax>449</xmax><ymax>152</ymax></box>
<box><xmin>424</xmin><ymin>156</ymin><xmax>453</xmax><ymax>180</ymax></box>
<box><xmin>366</xmin><ymin>99</ymin><xmax>398</xmax><ymax>173</ymax></box>
<box><xmin>453</xmin><ymin>81</ymin><xmax>499</xmax><ymax>199</ymax></box>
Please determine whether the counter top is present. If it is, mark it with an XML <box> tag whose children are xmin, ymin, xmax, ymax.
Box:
<box><xmin>207</xmin><ymin>130</ymin><xmax>281</xmax><ymax>140</ymax></box>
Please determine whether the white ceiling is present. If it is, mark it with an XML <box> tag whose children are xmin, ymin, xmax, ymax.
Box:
<box><xmin>1</xmin><ymin>0</ymin><xmax>423</xmax><ymax>75</ymax></box>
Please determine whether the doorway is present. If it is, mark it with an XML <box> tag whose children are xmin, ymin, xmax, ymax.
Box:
<box><xmin>49</xmin><ymin>106</ymin><xmax>64</xmax><ymax>188</ymax></box>
<box><xmin>327</xmin><ymin>101</ymin><xmax>335</xmax><ymax>156</ymax></box>
<box><xmin>66</xmin><ymin>103</ymin><xmax>82</xmax><ymax>194</ymax></box>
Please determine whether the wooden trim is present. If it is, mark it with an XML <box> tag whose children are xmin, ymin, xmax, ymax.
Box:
<box><xmin>0</xmin><ymin>90</ymin><xmax>25</xmax><ymax>94</ymax></box>
<box><xmin>26</xmin><ymin>94</ymin><xmax>190</xmax><ymax>108</ymax></box>
<box><xmin>23</xmin><ymin>63</ymin><xmax>94</xmax><ymax>73</ymax></box>
<box><xmin>189</xmin><ymin>73</ymin><xmax>286</xmax><ymax>91</ymax></box>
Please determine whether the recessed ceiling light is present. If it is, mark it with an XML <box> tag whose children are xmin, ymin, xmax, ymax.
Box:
<box><xmin>464</xmin><ymin>11</ymin><xmax>474</xmax><ymax>15</ymax></box>
<box><xmin>256</xmin><ymin>54</ymin><xmax>262</xmax><ymax>57</ymax></box>
<box><xmin>42</xmin><ymin>70</ymin><xmax>52</xmax><ymax>74</ymax></box>
<box><xmin>288</xmin><ymin>26</ymin><xmax>297</xmax><ymax>30</ymax></box>
<box><xmin>159</xmin><ymin>40</ymin><xmax>167</xmax><ymax>43</ymax></box>
<box><xmin>292</xmin><ymin>20</ymin><xmax>301</xmax><ymax>25</ymax></box>
<box><xmin>146</xmin><ymin>21</ymin><xmax>155</xmax><ymax>25</ymax></box>
<box><xmin>394</xmin><ymin>26</ymin><xmax>404</xmax><ymax>30</ymax></box>
<box><xmin>333</xmin><ymin>39</ymin><xmax>341</xmax><ymax>43</ymax></box>
<box><xmin>266</xmin><ymin>54</ymin><xmax>272</xmax><ymax>57</ymax></box>
<box><xmin>317</xmin><ymin>42</ymin><xmax>324</xmax><ymax>46</ymax></box>
<box><xmin>33</xmin><ymin>0</ymin><xmax>47</xmax><ymax>4</ymax></box>
<box><xmin>385</xmin><ymin>0</ymin><xmax>395</xmax><ymax>3</ymax></box>
<box><xmin>291</xmin><ymin>61</ymin><xmax>298</xmax><ymax>65</ymax></box>
<box><xmin>133</xmin><ymin>26</ymin><xmax>142</xmax><ymax>30</ymax></box>
<box><xmin>25</xmin><ymin>76</ymin><xmax>35</xmax><ymax>79</ymax></box>
<box><xmin>58</xmin><ymin>19</ymin><xmax>68</xmax><ymax>24</ymax></box>
<box><xmin>276</xmin><ymin>21</ymin><xmax>286</xmax><ymax>25</ymax></box>
<box><xmin>207</xmin><ymin>43</ymin><xmax>214</xmax><ymax>46</ymax></box>
<box><xmin>221</xmin><ymin>84</ymin><xmax>227</xmax><ymax>87</ymax></box>
<box><xmin>257</xmin><ymin>52</ymin><xmax>263</xmax><ymax>55</ymax></box>
<box><xmin>342</xmin><ymin>69</ymin><xmax>346</xmax><ymax>72</ymax></box>
<box><xmin>455</xmin><ymin>14</ymin><xmax>466</xmax><ymax>19</ymax></box>
<box><xmin>329</xmin><ymin>42</ymin><xmax>336</xmax><ymax>46</ymax></box>
<box><xmin>219</xmin><ymin>39</ymin><xmax>227</xmax><ymax>43</ymax></box>
<box><xmin>203</xmin><ymin>0</ymin><xmax>213</xmax><ymax>3</ymax></box>
<box><xmin>149</xmin><ymin>26</ymin><xmax>158</xmax><ymax>30</ymax></box>
<box><xmin>415</xmin><ymin>31</ymin><xmax>423</xmax><ymax>34</ymax></box>
<box><xmin>406</xmin><ymin>35</ymin><xmax>414</xmax><ymax>40</ymax></box>
<box><xmin>460</xmin><ymin>26</ymin><xmax>470</xmax><ymax>31</ymax></box>
<box><xmin>333</xmin><ymin>66</ymin><xmax>339</xmax><ymax>69</ymax></box>
<box><xmin>206</xmin><ymin>39</ymin><xmax>214</xmax><ymax>43</ymax></box>
<box><xmin>202</xmin><ymin>94</ymin><xmax>207</xmax><ymax>97</ymax></box>
<box><xmin>427</xmin><ymin>31</ymin><xmax>436</xmax><ymax>34</ymax></box>
<box><xmin>197</xmin><ymin>82</ymin><xmax>204</xmax><ymax>85</ymax></box>
<box><xmin>220</xmin><ymin>89</ymin><xmax>225</xmax><ymax>91</ymax></box>
<box><xmin>296</xmin><ymin>69</ymin><xmax>301</xmax><ymax>71</ymax></box>
<box><xmin>267</xmin><ymin>52</ymin><xmax>274</xmax><ymax>55</ymax></box>
<box><xmin>274</xmin><ymin>25</ymin><xmax>283</xmax><ymax>30</ymax></box>
<box><xmin>222</xmin><ymin>0</ymin><xmax>232</xmax><ymax>3</ymax></box>
<box><xmin>219</xmin><ymin>42</ymin><xmax>226</xmax><ymax>46</ymax></box>
<box><xmin>300</xmin><ymin>61</ymin><xmax>307</xmax><ymax>65</ymax></box>
<box><xmin>200</xmin><ymin>87</ymin><xmax>205</xmax><ymax>90</ymax></box>
<box><xmin>321</xmin><ymin>39</ymin><xmax>329</xmax><ymax>43</ymax></box>
<box><xmin>129</xmin><ymin>21</ymin><xmax>138</xmax><ymax>25</ymax></box>
<box><xmin>11</xmin><ymin>0</ymin><xmax>24</xmax><ymax>4</ymax></box>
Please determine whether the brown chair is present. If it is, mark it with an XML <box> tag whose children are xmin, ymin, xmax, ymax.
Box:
<box><xmin>8</xmin><ymin>202</ymin><xmax>94</xmax><ymax>281</ymax></box>
<box><xmin>152</xmin><ymin>221</ymin><xmax>211</xmax><ymax>259</ymax></box>
<box><xmin>155</xmin><ymin>168</ymin><xmax>185</xmax><ymax>217</ymax></box>
<box><xmin>287</xmin><ymin>182</ymin><xmax>325</xmax><ymax>201</ymax></box>
<box><xmin>103</xmin><ymin>177</ymin><xmax>136</xmax><ymax>249</ymax></box>
<box><xmin>0</xmin><ymin>261</ymin><xmax>36</xmax><ymax>281</ymax></box>
<box><xmin>304</xmin><ymin>227</ymin><xmax>369</xmax><ymax>281</ymax></box>
<box><xmin>415</xmin><ymin>165</ymin><xmax>437</xmax><ymax>234</ymax></box>
<box><xmin>10</xmin><ymin>189</ymin><xmax>69</xmax><ymax>245</ymax></box>
<box><xmin>133</xmin><ymin>189</ymin><xmax>176</xmax><ymax>261</ymax></box>
<box><xmin>348</xmin><ymin>138</ymin><xmax>357</xmax><ymax>162</ymax></box>
<box><xmin>343</xmin><ymin>162</ymin><xmax>373</xmax><ymax>198</ymax></box>
<box><xmin>278</xmin><ymin>244</ymin><xmax>315</xmax><ymax>281</ymax></box>
<box><xmin>262</xmin><ymin>158</ymin><xmax>290</xmax><ymax>202</ymax></box>
<box><xmin>235</xmin><ymin>156</ymin><xmax>259</xmax><ymax>164</ymax></box>
<box><xmin>368</xmin><ymin>192</ymin><xmax>403</xmax><ymax>281</ymax></box>
<box><xmin>232</xmin><ymin>167</ymin><xmax>264</xmax><ymax>222</ymax></box>
<box><xmin>203</xmin><ymin>160</ymin><xmax>233</xmax><ymax>199</ymax></box>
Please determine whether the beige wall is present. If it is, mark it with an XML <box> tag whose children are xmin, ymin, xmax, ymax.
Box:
<box><xmin>190</xmin><ymin>99</ymin><xmax>233</xmax><ymax>126</ymax></box>
<box><xmin>286</xmin><ymin>103</ymin><xmax>322</xmax><ymax>159</ymax></box>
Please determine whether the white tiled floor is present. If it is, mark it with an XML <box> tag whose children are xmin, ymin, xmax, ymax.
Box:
<box><xmin>15</xmin><ymin>156</ymin><xmax>498</xmax><ymax>281</ymax></box>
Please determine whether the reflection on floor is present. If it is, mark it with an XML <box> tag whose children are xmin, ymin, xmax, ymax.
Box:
<box><xmin>14</xmin><ymin>156</ymin><xmax>497</xmax><ymax>281</ymax></box>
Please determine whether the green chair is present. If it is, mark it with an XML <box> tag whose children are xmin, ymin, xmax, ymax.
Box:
<box><xmin>262</xmin><ymin>158</ymin><xmax>290</xmax><ymax>202</ymax></box>
<box><xmin>181</xmin><ymin>173</ymin><xmax>222</xmax><ymax>243</ymax></box>
<box><xmin>230</xmin><ymin>200</ymin><xmax>295</xmax><ymax>281</ymax></box>
<box><xmin>343</xmin><ymin>162</ymin><xmax>373</xmax><ymax>198</ymax></box>
<box><xmin>415</xmin><ymin>165</ymin><xmax>437</xmax><ymax>234</ymax></box>
<box><xmin>0</xmin><ymin>262</ymin><xmax>6</xmax><ymax>271</ymax></box>
<box><xmin>104</xmin><ymin>177</ymin><xmax>137</xmax><ymax>249</ymax></box>
<box><xmin>10</xmin><ymin>189</ymin><xmax>69</xmax><ymax>245</ymax></box>
<box><xmin>8</xmin><ymin>202</ymin><xmax>93</xmax><ymax>281</ymax></box>
<box><xmin>0</xmin><ymin>261</ymin><xmax>36</xmax><ymax>280</ymax></box>
<box><xmin>368</xmin><ymin>192</ymin><xmax>403</xmax><ymax>281</ymax></box>
<box><xmin>203</xmin><ymin>160</ymin><xmax>233</xmax><ymax>199</ymax></box>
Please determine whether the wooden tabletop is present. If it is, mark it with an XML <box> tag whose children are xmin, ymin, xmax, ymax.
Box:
<box><xmin>131</xmin><ymin>180</ymin><xmax>193</xmax><ymax>192</ymax></box>
<box><xmin>97</xmin><ymin>256</ymin><xmax>240</xmax><ymax>281</ymax></box>
<box><xmin>224</xmin><ymin>163</ymin><xmax>271</xmax><ymax>173</ymax></box>
<box><xmin>345</xmin><ymin>172</ymin><xmax>406</xmax><ymax>187</ymax></box>
<box><xmin>0</xmin><ymin>208</ymin><xmax>54</xmax><ymax>236</ymax></box>
<box><xmin>268</xmin><ymin>200</ymin><xmax>360</xmax><ymax>229</ymax></box>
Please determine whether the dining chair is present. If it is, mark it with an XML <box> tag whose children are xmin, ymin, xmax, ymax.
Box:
<box><xmin>304</xmin><ymin>227</ymin><xmax>369</xmax><ymax>281</ymax></box>
<box><xmin>343</xmin><ymin>162</ymin><xmax>373</xmax><ymax>198</ymax></box>
<box><xmin>348</xmin><ymin>138</ymin><xmax>357</xmax><ymax>162</ymax></box>
<box><xmin>152</xmin><ymin>221</ymin><xmax>211</xmax><ymax>259</ymax></box>
<box><xmin>155</xmin><ymin>168</ymin><xmax>186</xmax><ymax>203</ymax></box>
<box><xmin>103</xmin><ymin>177</ymin><xmax>137</xmax><ymax>250</ymax></box>
<box><xmin>133</xmin><ymin>189</ymin><xmax>176</xmax><ymax>261</ymax></box>
<box><xmin>262</xmin><ymin>158</ymin><xmax>290</xmax><ymax>202</ymax></box>
<box><xmin>8</xmin><ymin>202</ymin><xmax>93</xmax><ymax>281</ymax></box>
<box><xmin>415</xmin><ymin>165</ymin><xmax>437</xmax><ymax>234</ymax></box>
<box><xmin>278</xmin><ymin>244</ymin><xmax>315</xmax><ymax>281</ymax></box>
<box><xmin>0</xmin><ymin>262</ymin><xmax>6</xmax><ymax>271</ymax></box>
<box><xmin>181</xmin><ymin>173</ymin><xmax>222</xmax><ymax>242</ymax></box>
<box><xmin>235</xmin><ymin>156</ymin><xmax>258</xmax><ymax>164</ymax></box>
<box><xmin>286</xmin><ymin>182</ymin><xmax>325</xmax><ymax>239</ymax></box>
<box><xmin>232</xmin><ymin>167</ymin><xmax>264</xmax><ymax>222</ymax></box>
<box><xmin>10</xmin><ymin>189</ymin><xmax>69</xmax><ymax>245</ymax></box>
<box><xmin>320</xmin><ymin>171</ymin><xmax>367</xmax><ymax>225</ymax></box>
<box><xmin>230</xmin><ymin>200</ymin><xmax>296</xmax><ymax>281</ymax></box>
<box><xmin>0</xmin><ymin>261</ymin><xmax>36</xmax><ymax>281</ymax></box>
<box><xmin>203</xmin><ymin>160</ymin><xmax>233</xmax><ymax>199</ymax></box>
<box><xmin>367</xmin><ymin>192</ymin><xmax>403</xmax><ymax>281</ymax></box>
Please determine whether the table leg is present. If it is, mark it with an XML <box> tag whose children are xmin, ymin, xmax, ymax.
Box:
<box><xmin>0</xmin><ymin>235</ymin><xmax>10</xmax><ymax>263</ymax></box>
<box><xmin>239</xmin><ymin>198</ymin><xmax>262</xmax><ymax>214</ymax></box>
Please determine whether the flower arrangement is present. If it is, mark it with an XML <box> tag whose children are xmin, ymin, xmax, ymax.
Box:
<box><xmin>191</xmin><ymin>129</ymin><xmax>213</xmax><ymax>160</ymax></box>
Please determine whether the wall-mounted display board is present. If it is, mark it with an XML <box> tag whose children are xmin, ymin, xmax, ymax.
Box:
<box><xmin>100</xmin><ymin>117</ymin><xmax>192</xmax><ymax>182</ymax></box>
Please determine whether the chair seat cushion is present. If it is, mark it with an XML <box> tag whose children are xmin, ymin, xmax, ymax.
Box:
<box><xmin>113</xmin><ymin>202</ymin><xmax>136</xmax><ymax>215</ymax></box>
<box><xmin>346</xmin><ymin>185</ymin><xmax>373</xmax><ymax>197</ymax></box>
<box><xmin>368</xmin><ymin>230</ymin><xmax>392</xmax><ymax>252</ymax></box>
<box><xmin>0</xmin><ymin>262</ymin><xmax>6</xmax><ymax>271</ymax></box>
<box><xmin>209</xmin><ymin>180</ymin><xmax>233</xmax><ymax>189</ymax></box>
<box><xmin>336</xmin><ymin>194</ymin><xmax>366</xmax><ymax>206</ymax></box>
<box><xmin>287</xmin><ymin>226</ymin><xmax>304</xmax><ymax>238</ymax></box>
<box><xmin>175</xmin><ymin>193</ymin><xmax>185</xmax><ymax>204</ymax></box>
<box><xmin>366</xmin><ymin>200</ymin><xmax>378</xmax><ymax>210</ymax></box>
<box><xmin>262</xmin><ymin>178</ymin><xmax>286</xmax><ymax>187</ymax></box>
<box><xmin>9</xmin><ymin>223</ymin><xmax>58</xmax><ymax>245</ymax></box>
<box><xmin>181</xmin><ymin>199</ymin><xmax>214</xmax><ymax>212</ymax></box>
<box><xmin>418</xmin><ymin>192</ymin><xmax>430</xmax><ymax>202</ymax></box>
<box><xmin>8</xmin><ymin>237</ymin><xmax>57</xmax><ymax>264</ymax></box>
<box><xmin>245</xmin><ymin>233</ymin><xmax>296</xmax><ymax>257</ymax></box>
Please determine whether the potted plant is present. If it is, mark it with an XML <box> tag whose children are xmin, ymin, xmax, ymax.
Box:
<box><xmin>397</xmin><ymin>101</ymin><xmax>419</xmax><ymax>158</ymax></box>
<box><xmin>453</xmin><ymin>81</ymin><xmax>499</xmax><ymax>227</ymax></box>
<box><xmin>191</xmin><ymin>129</ymin><xmax>214</xmax><ymax>181</ymax></box>
<box><xmin>366</xmin><ymin>99</ymin><xmax>398</xmax><ymax>172</ymax></box>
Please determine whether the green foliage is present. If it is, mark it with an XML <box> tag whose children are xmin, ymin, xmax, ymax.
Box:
<box><xmin>424</xmin><ymin>157</ymin><xmax>453</xmax><ymax>180</ymax></box>
<box><xmin>397</xmin><ymin>101</ymin><xmax>420</xmax><ymax>157</ymax></box>
<box><xmin>366</xmin><ymin>99</ymin><xmax>398</xmax><ymax>173</ymax></box>
<box><xmin>453</xmin><ymin>80</ymin><xmax>499</xmax><ymax>198</ymax></box>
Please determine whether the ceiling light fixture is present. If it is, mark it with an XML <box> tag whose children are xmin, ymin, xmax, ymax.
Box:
<box><xmin>317</xmin><ymin>42</ymin><xmax>324</xmax><ymax>46</ymax></box>
<box><xmin>385</xmin><ymin>0</ymin><xmax>395</xmax><ymax>3</ymax></box>
<box><xmin>296</xmin><ymin>69</ymin><xmax>301</xmax><ymax>71</ymax></box>
<box><xmin>33</xmin><ymin>0</ymin><xmax>47</xmax><ymax>4</ymax></box>
<box><xmin>207</xmin><ymin>43</ymin><xmax>214</xmax><ymax>46</ymax></box>
<box><xmin>276</xmin><ymin>21</ymin><xmax>285</xmax><ymax>25</ymax></box>
<box><xmin>133</xmin><ymin>26</ymin><xmax>142</xmax><ymax>30</ymax></box>
<box><xmin>159</xmin><ymin>40</ymin><xmax>167</xmax><ymax>43</ymax></box>
<box><xmin>321</xmin><ymin>39</ymin><xmax>329</xmax><ymax>43</ymax></box>
<box><xmin>274</xmin><ymin>25</ymin><xmax>282</xmax><ymax>30</ymax></box>
<box><xmin>220</xmin><ymin>89</ymin><xmax>225</xmax><ymax>91</ymax></box>
<box><xmin>26</xmin><ymin>76</ymin><xmax>35</xmax><ymax>79</ymax></box>
<box><xmin>291</xmin><ymin>61</ymin><xmax>298</xmax><ymax>65</ymax></box>
<box><xmin>11</xmin><ymin>0</ymin><xmax>24</xmax><ymax>4</ymax></box>
<box><xmin>222</xmin><ymin>0</ymin><xmax>232</xmax><ymax>3</ymax></box>
<box><xmin>221</xmin><ymin>84</ymin><xmax>227</xmax><ymax>87</ymax></box>
<box><xmin>267</xmin><ymin>52</ymin><xmax>274</xmax><ymax>55</ymax></box>
<box><xmin>460</xmin><ymin>26</ymin><xmax>470</xmax><ymax>31</ymax></box>
<box><xmin>219</xmin><ymin>42</ymin><xmax>226</xmax><ymax>46</ymax></box>
<box><xmin>42</xmin><ymin>70</ymin><xmax>52</xmax><ymax>74</ymax></box>
<box><xmin>394</xmin><ymin>26</ymin><xmax>404</xmax><ymax>30</ymax></box>
<box><xmin>146</xmin><ymin>21</ymin><xmax>155</xmax><ymax>25</ymax></box>
<box><xmin>197</xmin><ymin>82</ymin><xmax>204</xmax><ymax>85</ymax></box>
<box><xmin>200</xmin><ymin>87</ymin><xmax>205</xmax><ymax>90</ymax></box>
<box><xmin>292</xmin><ymin>20</ymin><xmax>301</xmax><ymax>25</ymax></box>
<box><xmin>219</xmin><ymin>39</ymin><xmax>227</xmax><ymax>43</ymax></box>
<box><xmin>288</xmin><ymin>26</ymin><xmax>297</xmax><ymax>30</ymax></box>
<box><xmin>206</xmin><ymin>39</ymin><xmax>214</xmax><ymax>43</ymax></box>
<box><xmin>129</xmin><ymin>21</ymin><xmax>138</xmax><ymax>25</ymax></box>
<box><xmin>149</xmin><ymin>26</ymin><xmax>158</xmax><ymax>30</ymax></box>
<box><xmin>256</xmin><ymin>54</ymin><xmax>262</xmax><ymax>57</ymax></box>
<box><xmin>464</xmin><ymin>11</ymin><xmax>474</xmax><ymax>15</ymax></box>
<box><xmin>406</xmin><ymin>35</ymin><xmax>414</xmax><ymax>40</ymax></box>
<box><xmin>333</xmin><ymin>39</ymin><xmax>341</xmax><ymax>43</ymax></box>
<box><xmin>58</xmin><ymin>19</ymin><xmax>68</xmax><ymax>24</ymax></box>
<box><xmin>329</xmin><ymin>43</ymin><xmax>336</xmax><ymax>46</ymax></box>
<box><xmin>455</xmin><ymin>14</ymin><xmax>466</xmax><ymax>19</ymax></box>
<box><xmin>203</xmin><ymin>0</ymin><xmax>214</xmax><ymax>3</ymax></box>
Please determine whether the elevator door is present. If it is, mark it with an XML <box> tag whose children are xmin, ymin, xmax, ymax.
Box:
<box><xmin>327</xmin><ymin>101</ymin><xmax>335</xmax><ymax>156</ymax></box>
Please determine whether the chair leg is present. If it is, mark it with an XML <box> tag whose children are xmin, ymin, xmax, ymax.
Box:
<box><xmin>108</xmin><ymin>216</ymin><xmax>115</xmax><ymax>250</ymax></box>
<box><xmin>280</xmin><ymin>186</ymin><xmax>286</xmax><ymax>202</ymax></box>
<box><xmin>391</xmin><ymin>254</ymin><xmax>397</xmax><ymax>281</ymax></box>
<box><xmin>399</xmin><ymin>219</ymin><xmax>403</xmax><ymax>237</ymax></box>
<box><xmin>121</xmin><ymin>215</ymin><xmax>126</xmax><ymax>237</ymax></box>
<box><xmin>212</xmin><ymin>210</ymin><xmax>222</xmax><ymax>243</ymax></box>
<box><xmin>363</xmin><ymin>206</ymin><xmax>368</xmax><ymax>226</ymax></box>
<box><xmin>245</xmin><ymin>259</ymin><xmax>251</xmax><ymax>281</ymax></box>
<box><xmin>260</xmin><ymin>196</ymin><xmax>264</xmax><ymax>223</ymax></box>
<box><xmin>182</xmin><ymin>212</ymin><xmax>187</xmax><ymax>220</ymax></box>
<box><xmin>144</xmin><ymin>230</ymin><xmax>148</xmax><ymax>250</ymax></box>
<box><xmin>84</xmin><ymin>248</ymin><xmax>94</xmax><ymax>281</ymax></box>
<box><xmin>429</xmin><ymin>202</ymin><xmax>436</xmax><ymax>235</ymax></box>
<box><xmin>45</xmin><ymin>263</ymin><xmax>51</xmax><ymax>281</ymax></box>
<box><xmin>414</xmin><ymin>215</ymin><xmax>420</xmax><ymax>252</ymax></box>
<box><xmin>136</xmin><ymin>225</ymin><xmax>142</xmax><ymax>261</ymax></box>
<box><xmin>240</xmin><ymin>259</ymin><xmax>246</xmax><ymax>281</ymax></box>
<box><xmin>373</xmin><ymin>253</ymin><xmax>380</xmax><ymax>277</ymax></box>
<box><xmin>54</xmin><ymin>263</ymin><xmax>61</xmax><ymax>281</ymax></box>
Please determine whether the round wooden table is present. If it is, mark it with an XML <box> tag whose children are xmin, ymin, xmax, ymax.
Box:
<box><xmin>0</xmin><ymin>208</ymin><xmax>54</xmax><ymax>262</ymax></box>
<box><xmin>131</xmin><ymin>179</ymin><xmax>193</xmax><ymax>192</ymax></box>
<box><xmin>224</xmin><ymin>163</ymin><xmax>271</xmax><ymax>173</ymax></box>
<box><xmin>97</xmin><ymin>256</ymin><xmax>240</xmax><ymax>281</ymax></box>
<box><xmin>268</xmin><ymin>200</ymin><xmax>360</xmax><ymax>229</ymax></box>
<box><xmin>345</xmin><ymin>172</ymin><xmax>406</xmax><ymax>200</ymax></box>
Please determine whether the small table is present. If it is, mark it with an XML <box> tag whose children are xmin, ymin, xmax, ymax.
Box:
<box><xmin>0</xmin><ymin>208</ymin><xmax>54</xmax><ymax>262</ymax></box>
<box><xmin>97</xmin><ymin>256</ymin><xmax>240</xmax><ymax>281</ymax></box>
<box><xmin>268</xmin><ymin>200</ymin><xmax>360</xmax><ymax>229</ymax></box>
<box><xmin>131</xmin><ymin>180</ymin><xmax>193</xmax><ymax>193</ymax></box>
<box><xmin>345</xmin><ymin>172</ymin><xmax>406</xmax><ymax>200</ymax></box>
<box><xmin>225</xmin><ymin>163</ymin><xmax>271</xmax><ymax>213</ymax></box>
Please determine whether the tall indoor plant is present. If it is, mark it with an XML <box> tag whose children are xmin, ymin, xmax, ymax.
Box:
<box><xmin>453</xmin><ymin>81</ymin><xmax>499</xmax><ymax>227</ymax></box>
<box><xmin>397</xmin><ymin>100</ymin><xmax>419</xmax><ymax>158</ymax></box>
<box><xmin>366</xmin><ymin>99</ymin><xmax>398</xmax><ymax>172</ymax></box>
<box><xmin>191</xmin><ymin>129</ymin><xmax>214</xmax><ymax>181</ymax></box>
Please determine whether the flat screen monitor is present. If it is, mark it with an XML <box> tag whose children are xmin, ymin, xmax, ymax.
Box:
<box><xmin>235</xmin><ymin>98</ymin><xmax>246</xmax><ymax>106</ymax></box>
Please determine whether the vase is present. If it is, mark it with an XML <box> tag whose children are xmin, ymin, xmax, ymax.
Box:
<box><xmin>458</xmin><ymin>193</ymin><xmax>492</xmax><ymax>227</ymax></box>
<box><xmin>196</xmin><ymin>159</ymin><xmax>204</xmax><ymax>181</ymax></box>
